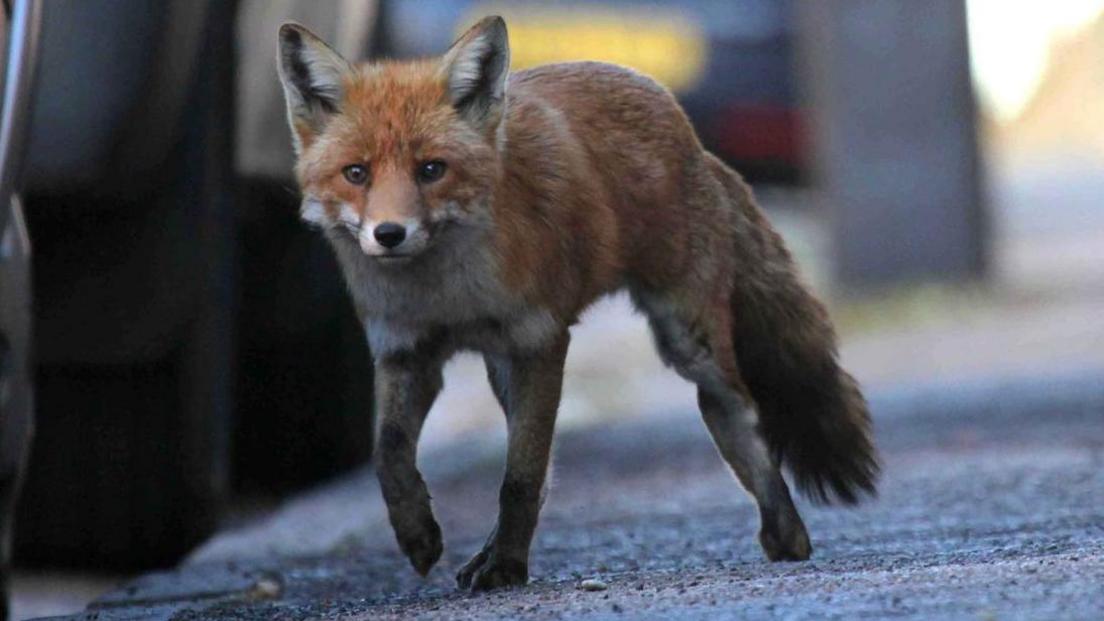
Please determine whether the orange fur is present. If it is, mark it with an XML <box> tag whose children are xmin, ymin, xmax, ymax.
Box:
<box><xmin>278</xmin><ymin>17</ymin><xmax>877</xmax><ymax>590</ymax></box>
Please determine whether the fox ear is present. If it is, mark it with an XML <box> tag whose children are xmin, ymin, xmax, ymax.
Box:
<box><xmin>277</xmin><ymin>23</ymin><xmax>355</xmax><ymax>151</ymax></box>
<box><xmin>441</xmin><ymin>16</ymin><xmax>510</xmax><ymax>129</ymax></box>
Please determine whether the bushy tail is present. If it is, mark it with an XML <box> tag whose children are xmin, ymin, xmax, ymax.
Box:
<box><xmin>730</xmin><ymin>280</ymin><xmax>879</xmax><ymax>504</ymax></box>
<box><xmin>710</xmin><ymin>156</ymin><xmax>879</xmax><ymax>504</ymax></box>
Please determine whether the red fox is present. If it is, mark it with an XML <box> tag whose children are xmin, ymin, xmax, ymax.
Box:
<box><xmin>277</xmin><ymin>16</ymin><xmax>878</xmax><ymax>591</ymax></box>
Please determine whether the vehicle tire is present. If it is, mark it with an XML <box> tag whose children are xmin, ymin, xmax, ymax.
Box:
<box><xmin>14</xmin><ymin>0</ymin><xmax>235</xmax><ymax>570</ymax></box>
<box><xmin>16</xmin><ymin>342</ymin><xmax>224</xmax><ymax>570</ymax></box>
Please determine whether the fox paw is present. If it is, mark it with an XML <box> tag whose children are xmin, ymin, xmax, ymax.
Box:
<box><xmin>396</xmin><ymin>514</ymin><xmax>443</xmax><ymax>576</ymax></box>
<box><xmin>759</xmin><ymin>518</ymin><xmax>812</xmax><ymax>562</ymax></box>
<box><xmin>456</xmin><ymin>550</ymin><xmax>528</xmax><ymax>591</ymax></box>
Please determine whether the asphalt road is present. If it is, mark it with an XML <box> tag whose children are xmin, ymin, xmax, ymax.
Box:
<box><xmin>58</xmin><ymin>368</ymin><xmax>1104</xmax><ymax>621</ymax></box>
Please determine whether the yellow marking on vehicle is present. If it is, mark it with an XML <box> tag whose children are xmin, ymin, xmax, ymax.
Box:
<box><xmin>462</xmin><ymin>7</ymin><xmax>707</xmax><ymax>94</ymax></box>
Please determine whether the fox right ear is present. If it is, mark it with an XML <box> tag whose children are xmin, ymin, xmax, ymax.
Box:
<box><xmin>277</xmin><ymin>23</ymin><xmax>354</xmax><ymax>151</ymax></box>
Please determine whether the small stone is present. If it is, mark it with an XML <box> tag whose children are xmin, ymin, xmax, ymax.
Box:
<box><xmin>579</xmin><ymin>578</ymin><xmax>609</xmax><ymax>592</ymax></box>
<box><xmin>251</xmin><ymin>577</ymin><xmax>282</xmax><ymax>599</ymax></box>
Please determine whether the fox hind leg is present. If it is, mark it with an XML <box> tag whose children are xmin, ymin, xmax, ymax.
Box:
<box><xmin>697</xmin><ymin>387</ymin><xmax>812</xmax><ymax>561</ymax></box>
<box><xmin>638</xmin><ymin>291</ymin><xmax>812</xmax><ymax>561</ymax></box>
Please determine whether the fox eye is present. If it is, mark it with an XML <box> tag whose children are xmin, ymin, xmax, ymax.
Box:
<box><xmin>342</xmin><ymin>164</ymin><xmax>370</xmax><ymax>185</ymax></box>
<box><xmin>416</xmin><ymin>160</ymin><xmax>447</xmax><ymax>183</ymax></box>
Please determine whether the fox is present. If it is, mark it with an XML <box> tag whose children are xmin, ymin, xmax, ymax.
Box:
<box><xmin>276</xmin><ymin>16</ymin><xmax>878</xmax><ymax>591</ymax></box>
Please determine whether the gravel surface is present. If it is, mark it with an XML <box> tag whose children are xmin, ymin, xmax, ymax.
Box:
<box><xmin>59</xmin><ymin>368</ymin><xmax>1104</xmax><ymax>621</ymax></box>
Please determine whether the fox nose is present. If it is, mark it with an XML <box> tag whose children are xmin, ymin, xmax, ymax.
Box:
<box><xmin>373</xmin><ymin>222</ymin><xmax>407</xmax><ymax>248</ymax></box>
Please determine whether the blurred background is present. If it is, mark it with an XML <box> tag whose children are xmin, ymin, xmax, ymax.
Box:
<box><xmin>1</xmin><ymin>0</ymin><xmax>1101</xmax><ymax>618</ymax></box>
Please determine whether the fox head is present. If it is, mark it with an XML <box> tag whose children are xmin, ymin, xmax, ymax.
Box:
<box><xmin>277</xmin><ymin>17</ymin><xmax>510</xmax><ymax>261</ymax></box>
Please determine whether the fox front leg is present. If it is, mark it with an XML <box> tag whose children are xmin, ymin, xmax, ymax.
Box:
<box><xmin>374</xmin><ymin>349</ymin><xmax>446</xmax><ymax>576</ymax></box>
<box><xmin>457</xmin><ymin>332</ymin><xmax>569</xmax><ymax>591</ymax></box>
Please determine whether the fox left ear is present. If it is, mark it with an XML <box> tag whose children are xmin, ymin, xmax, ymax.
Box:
<box><xmin>441</xmin><ymin>16</ymin><xmax>510</xmax><ymax>129</ymax></box>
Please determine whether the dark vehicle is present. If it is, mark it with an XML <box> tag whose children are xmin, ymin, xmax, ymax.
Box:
<box><xmin>11</xmin><ymin>0</ymin><xmax>373</xmax><ymax>578</ymax></box>
<box><xmin>376</xmin><ymin>0</ymin><xmax>803</xmax><ymax>183</ymax></box>
<box><xmin>1</xmin><ymin>1</ymin><xmax>38</xmax><ymax>615</ymax></box>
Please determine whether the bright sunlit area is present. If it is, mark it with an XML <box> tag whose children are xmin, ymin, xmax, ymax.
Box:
<box><xmin>968</xmin><ymin>0</ymin><xmax>1104</xmax><ymax>296</ymax></box>
<box><xmin>967</xmin><ymin>0</ymin><xmax>1104</xmax><ymax>122</ymax></box>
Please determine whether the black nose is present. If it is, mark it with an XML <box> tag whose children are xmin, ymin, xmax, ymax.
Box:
<box><xmin>373</xmin><ymin>222</ymin><xmax>407</xmax><ymax>248</ymax></box>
